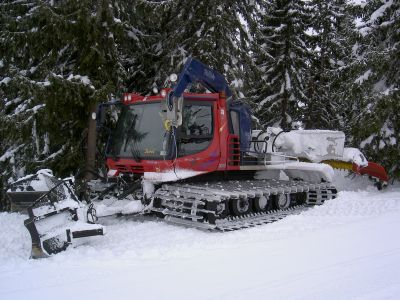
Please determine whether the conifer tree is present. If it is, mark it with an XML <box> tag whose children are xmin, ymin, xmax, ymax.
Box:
<box><xmin>0</xmin><ymin>0</ymin><xmax>143</xmax><ymax>182</ymax></box>
<box><xmin>145</xmin><ymin>0</ymin><xmax>257</xmax><ymax>98</ymax></box>
<box><xmin>349</xmin><ymin>0</ymin><xmax>400</xmax><ymax>178</ymax></box>
<box><xmin>0</xmin><ymin>0</ymin><xmax>48</xmax><ymax>182</ymax></box>
<box><xmin>304</xmin><ymin>0</ymin><xmax>353</xmax><ymax>130</ymax></box>
<box><xmin>252</xmin><ymin>0</ymin><xmax>312</xmax><ymax>130</ymax></box>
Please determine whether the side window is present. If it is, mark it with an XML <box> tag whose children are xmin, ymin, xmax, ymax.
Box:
<box><xmin>178</xmin><ymin>103</ymin><xmax>213</xmax><ymax>156</ymax></box>
<box><xmin>230</xmin><ymin>110</ymin><xmax>240</xmax><ymax>135</ymax></box>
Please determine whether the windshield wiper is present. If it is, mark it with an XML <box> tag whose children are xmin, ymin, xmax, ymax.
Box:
<box><xmin>122</xmin><ymin>113</ymin><xmax>148</xmax><ymax>162</ymax></box>
<box><xmin>123</xmin><ymin>115</ymin><xmax>138</xmax><ymax>153</ymax></box>
<box><xmin>131</xmin><ymin>141</ymin><xmax>142</xmax><ymax>162</ymax></box>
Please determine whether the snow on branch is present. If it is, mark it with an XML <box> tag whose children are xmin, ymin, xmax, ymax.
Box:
<box><xmin>0</xmin><ymin>77</ymin><xmax>11</xmax><ymax>85</ymax></box>
<box><xmin>354</xmin><ymin>69</ymin><xmax>372</xmax><ymax>84</ymax></box>
<box><xmin>260</xmin><ymin>93</ymin><xmax>280</xmax><ymax>107</ymax></box>
<box><xmin>67</xmin><ymin>74</ymin><xmax>95</xmax><ymax>89</ymax></box>
<box><xmin>0</xmin><ymin>145</ymin><xmax>25</xmax><ymax>162</ymax></box>
<box><xmin>368</xmin><ymin>0</ymin><xmax>393</xmax><ymax>25</ymax></box>
<box><xmin>35</xmin><ymin>145</ymin><xmax>66</xmax><ymax>163</ymax></box>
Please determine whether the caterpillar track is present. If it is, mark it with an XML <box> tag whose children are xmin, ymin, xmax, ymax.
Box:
<box><xmin>151</xmin><ymin>179</ymin><xmax>337</xmax><ymax>231</ymax></box>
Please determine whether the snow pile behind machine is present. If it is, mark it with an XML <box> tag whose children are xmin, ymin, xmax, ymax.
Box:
<box><xmin>6</xmin><ymin>58</ymin><xmax>389</xmax><ymax>258</ymax></box>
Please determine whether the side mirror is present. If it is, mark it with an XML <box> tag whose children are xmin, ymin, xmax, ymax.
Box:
<box><xmin>96</xmin><ymin>101</ymin><xmax>122</xmax><ymax>131</ymax></box>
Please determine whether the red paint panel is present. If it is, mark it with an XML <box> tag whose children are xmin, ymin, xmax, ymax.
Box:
<box><xmin>107</xmin><ymin>97</ymin><xmax>223</xmax><ymax>174</ymax></box>
<box><xmin>352</xmin><ymin>161</ymin><xmax>389</xmax><ymax>182</ymax></box>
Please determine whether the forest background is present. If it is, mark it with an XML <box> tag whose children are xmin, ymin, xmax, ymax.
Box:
<box><xmin>0</xmin><ymin>0</ymin><xmax>399</xmax><ymax>209</ymax></box>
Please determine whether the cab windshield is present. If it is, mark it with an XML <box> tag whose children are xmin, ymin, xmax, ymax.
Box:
<box><xmin>107</xmin><ymin>102</ymin><xmax>167</xmax><ymax>160</ymax></box>
<box><xmin>106</xmin><ymin>100</ymin><xmax>214</xmax><ymax>160</ymax></box>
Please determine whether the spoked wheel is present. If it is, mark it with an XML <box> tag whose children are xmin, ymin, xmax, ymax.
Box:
<box><xmin>273</xmin><ymin>194</ymin><xmax>291</xmax><ymax>210</ymax></box>
<box><xmin>216</xmin><ymin>200</ymin><xmax>230</xmax><ymax>219</ymax></box>
<box><xmin>206</xmin><ymin>200</ymin><xmax>229</xmax><ymax>224</ymax></box>
<box><xmin>230</xmin><ymin>198</ymin><xmax>252</xmax><ymax>216</ymax></box>
<box><xmin>253</xmin><ymin>196</ymin><xmax>269</xmax><ymax>212</ymax></box>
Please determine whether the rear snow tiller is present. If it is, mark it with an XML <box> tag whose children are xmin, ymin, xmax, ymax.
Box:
<box><xmin>13</xmin><ymin>174</ymin><xmax>104</xmax><ymax>258</ymax></box>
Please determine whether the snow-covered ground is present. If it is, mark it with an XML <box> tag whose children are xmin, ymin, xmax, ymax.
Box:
<box><xmin>1</xmin><ymin>173</ymin><xmax>400</xmax><ymax>300</ymax></box>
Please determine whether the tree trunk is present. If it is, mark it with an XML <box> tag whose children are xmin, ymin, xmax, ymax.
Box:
<box><xmin>84</xmin><ymin>103</ymin><xmax>98</xmax><ymax>181</ymax></box>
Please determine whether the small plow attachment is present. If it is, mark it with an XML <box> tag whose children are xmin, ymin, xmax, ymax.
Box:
<box><xmin>323</xmin><ymin>159</ymin><xmax>389</xmax><ymax>190</ymax></box>
<box><xmin>8</xmin><ymin>171</ymin><xmax>104</xmax><ymax>258</ymax></box>
<box><xmin>352</xmin><ymin>161</ymin><xmax>389</xmax><ymax>190</ymax></box>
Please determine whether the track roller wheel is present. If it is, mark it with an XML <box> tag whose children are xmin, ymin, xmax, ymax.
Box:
<box><xmin>291</xmin><ymin>192</ymin><xmax>307</xmax><ymax>206</ymax></box>
<box><xmin>206</xmin><ymin>200</ymin><xmax>229</xmax><ymax>224</ymax></box>
<box><xmin>216</xmin><ymin>200</ymin><xmax>230</xmax><ymax>219</ymax></box>
<box><xmin>253</xmin><ymin>196</ymin><xmax>269</xmax><ymax>212</ymax></box>
<box><xmin>273</xmin><ymin>194</ymin><xmax>290</xmax><ymax>209</ymax></box>
<box><xmin>230</xmin><ymin>197</ymin><xmax>252</xmax><ymax>216</ymax></box>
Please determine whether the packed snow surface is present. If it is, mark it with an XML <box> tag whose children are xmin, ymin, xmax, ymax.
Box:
<box><xmin>1</xmin><ymin>173</ymin><xmax>400</xmax><ymax>300</ymax></box>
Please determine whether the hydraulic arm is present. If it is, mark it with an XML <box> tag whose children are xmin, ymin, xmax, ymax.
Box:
<box><xmin>165</xmin><ymin>58</ymin><xmax>232</xmax><ymax>129</ymax></box>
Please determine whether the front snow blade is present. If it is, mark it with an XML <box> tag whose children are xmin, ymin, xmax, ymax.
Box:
<box><xmin>23</xmin><ymin>179</ymin><xmax>104</xmax><ymax>259</ymax></box>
